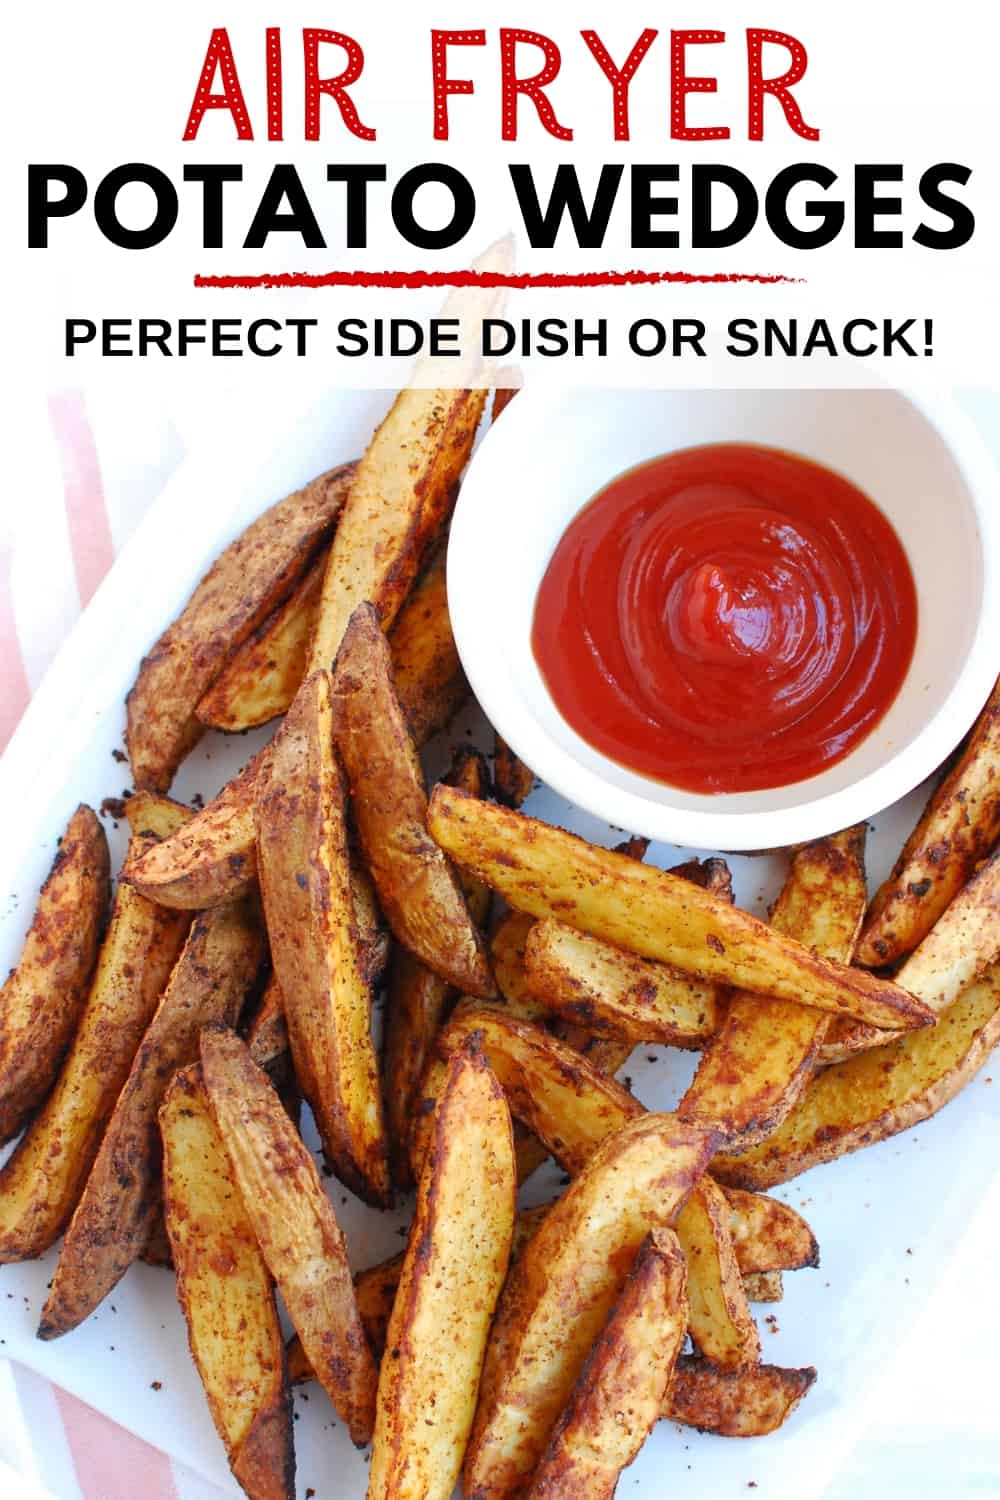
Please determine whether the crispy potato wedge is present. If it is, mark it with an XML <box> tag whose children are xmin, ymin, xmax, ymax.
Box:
<box><xmin>127</xmin><ymin>463</ymin><xmax>355</xmax><ymax>791</ymax></box>
<box><xmin>196</xmin><ymin>549</ymin><xmax>327</xmax><ymax>732</ymax></box>
<box><xmin>463</xmin><ymin>1113</ymin><xmax>718</xmax><ymax>1500</ymax></box>
<box><xmin>722</xmin><ymin>1185</ymin><xmax>819</xmax><ymax>1273</ymax></box>
<box><xmin>126</xmin><ymin>752</ymin><xmax>262</xmax><ymax>909</ymax></box>
<box><xmin>675</xmin><ymin>1177</ymin><xmax>760</xmax><ymax>1370</ymax></box>
<box><xmin>523</xmin><ymin>1229</ymin><xmax>687</xmax><ymax>1500</ymax></box>
<box><xmin>256</xmin><ymin>671</ymin><xmax>390</xmax><ymax>1205</ymax></box>
<box><xmin>160</xmin><ymin>1065</ymin><xmax>293</xmax><ymax>1500</ymax></box>
<box><xmin>140</xmin><ymin>1208</ymin><xmax>173</xmax><ymax>1269</ymax></box>
<box><xmin>428</xmin><ymin>788</ymin><xmax>930</xmax><ymax>1032</ymax></box>
<box><xmin>0</xmin><ymin>823</ymin><xmax>190</xmax><ymax>1262</ymax></box>
<box><xmin>307</xmin><ymin>391</ymin><xmax>486</xmax><ymax>675</ymax></box>
<box><xmin>664</xmin><ymin>1357</ymin><xmax>816</xmax><ymax>1437</ymax></box>
<box><xmin>383</xmin><ymin>749</ymin><xmax>492</xmax><ymax>1186</ymax></box>
<box><xmin>493</xmin><ymin>734</ymin><xmax>534</xmax><ymax>809</ymax></box>
<box><xmin>858</xmin><ymin>675</ymin><xmax>1000</xmax><ymax>966</ymax></box>
<box><xmin>524</xmin><ymin>920</ymin><xmax>723</xmax><ymax>1048</ymax></box>
<box><xmin>124</xmin><ymin>790</ymin><xmax>194</xmax><ymax>840</ymax></box>
<box><xmin>246</xmin><ymin>975</ymin><xmax>290</xmax><ymax>1070</ymax></box>
<box><xmin>39</xmin><ymin>894</ymin><xmax>266</xmax><ymax>1337</ymax></box>
<box><xmin>390</xmin><ymin>546</ymin><xmax>470</xmax><ymax>747</ymax></box>
<box><xmin>679</xmin><ymin>827</ymin><xmax>867</xmax><ymax>1145</ymax></box>
<box><xmin>331</xmin><ymin>604</ymin><xmax>493</xmax><ymax>997</ymax></box>
<box><xmin>714</xmin><ymin>961</ymin><xmax>1000</xmax><ymax>1189</ymax></box>
<box><xmin>201</xmin><ymin>1028</ymin><xmax>378</xmax><ymax>1445</ymax></box>
<box><xmin>490</xmin><ymin>911</ymin><xmax>551</xmax><ymax>1025</ymax></box>
<box><xmin>368</xmin><ymin>1041</ymin><xmax>515</xmax><ymax>1500</ymax></box>
<box><xmin>0</xmin><ymin>805</ymin><xmax>110</xmax><ymax>1145</ymax></box>
<box><xmin>744</xmin><ymin>1270</ymin><xmax>784</xmax><ymax>1303</ymax></box>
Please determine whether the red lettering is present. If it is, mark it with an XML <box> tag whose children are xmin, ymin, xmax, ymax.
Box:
<box><xmin>500</xmin><ymin>29</ymin><xmax>573</xmax><ymax>142</ymax></box>
<box><xmin>670</xmin><ymin>29</ymin><xmax>728</xmax><ymax>141</ymax></box>
<box><xmin>303</xmin><ymin>28</ymin><xmax>375</xmax><ymax>142</ymax></box>
<box><xmin>266</xmin><ymin>28</ymin><xmax>282</xmax><ymax>142</ymax></box>
<box><xmin>581</xmin><ymin>29</ymin><xmax>658</xmax><ymax>142</ymax></box>
<box><xmin>431</xmin><ymin>29</ymin><xmax>486</xmax><ymax>140</ymax></box>
<box><xmin>182</xmin><ymin>28</ymin><xmax>253</xmax><ymax>141</ymax></box>
<box><xmin>747</xmin><ymin>29</ymin><xmax>819</xmax><ymax>141</ymax></box>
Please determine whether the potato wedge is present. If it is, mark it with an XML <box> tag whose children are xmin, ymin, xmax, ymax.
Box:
<box><xmin>714</xmin><ymin>960</ymin><xmax>1000</xmax><ymax>1189</ymax></box>
<box><xmin>675</xmin><ymin>1177</ymin><xmax>760</xmax><ymax>1370</ymax></box>
<box><xmin>124</xmin><ymin>790</ymin><xmax>194</xmax><ymax>840</ymax></box>
<box><xmin>390</xmin><ymin>546</ymin><xmax>470</xmax><ymax>747</ymax></box>
<box><xmin>256</xmin><ymin>671</ymin><xmax>390</xmax><ymax>1205</ymax></box>
<box><xmin>523</xmin><ymin>1229</ymin><xmax>688</xmax><ymax>1500</ymax></box>
<box><xmin>679</xmin><ymin>827</ymin><xmax>867</xmax><ymax>1145</ymax></box>
<box><xmin>0</xmin><ymin>805</ymin><xmax>110</xmax><ymax>1145</ymax></box>
<box><xmin>428</xmin><ymin>788</ymin><xmax>930</xmax><ymax>1032</ymax></box>
<box><xmin>201</xmin><ymin>1027</ymin><xmax>378</xmax><ymax>1445</ymax></box>
<box><xmin>126</xmin><ymin>751</ymin><xmax>262</xmax><ymax>909</ymax></box>
<box><xmin>127</xmin><ymin>463</ymin><xmax>355</xmax><ymax>791</ymax></box>
<box><xmin>246</xmin><ymin>975</ymin><xmax>290</xmax><ymax>1070</ymax></box>
<box><xmin>0</xmin><ymin>822</ymin><xmax>190</xmax><ymax>1262</ymax></box>
<box><xmin>463</xmin><ymin>1113</ymin><xmax>718</xmax><ymax>1500</ymax></box>
<box><xmin>722</xmin><ymin>1185</ymin><xmax>819</xmax><ymax>1273</ymax></box>
<box><xmin>493</xmin><ymin>734</ymin><xmax>534</xmax><ymax>809</ymax></box>
<box><xmin>160</xmin><ymin>1065</ymin><xmax>293</xmax><ymax>1500</ymax></box>
<box><xmin>858</xmin><ymin>675</ymin><xmax>1000</xmax><ymax>966</ymax></box>
<box><xmin>368</xmin><ymin>1041</ymin><xmax>515</xmax><ymax>1500</ymax></box>
<box><xmin>665</xmin><ymin>1357</ymin><xmax>816</xmax><ymax>1437</ymax></box>
<box><xmin>383</xmin><ymin>749</ymin><xmax>492</xmax><ymax>1186</ymax></box>
<box><xmin>744</xmin><ymin>1270</ymin><xmax>784</xmax><ymax>1303</ymax></box>
<box><xmin>307</xmin><ymin>391</ymin><xmax>486</xmax><ymax>675</ymax></box>
<box><xmin>38</xmin><ymin>894</ymin><xmax>266</xmax><ymax>1337</ymax></box>
<box><xmin>330</xmin><ymin>604</ymin><xmax>493</xmax><ymax>997</ymax></box>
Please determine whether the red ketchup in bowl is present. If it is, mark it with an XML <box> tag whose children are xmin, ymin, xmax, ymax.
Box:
<box><xmin>531</xmin><ymin>443</ymin><xmax>918</xmax><ymax>795</ymax></box>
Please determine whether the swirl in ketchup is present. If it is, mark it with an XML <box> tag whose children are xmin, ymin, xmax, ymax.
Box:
<box><xmin>531</xmin><ymin>444</ymin><xmax>917</xmax><ymax>794</ymax></box>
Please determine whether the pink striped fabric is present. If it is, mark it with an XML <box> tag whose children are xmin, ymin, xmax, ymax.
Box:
<box><xmin>46</xmin><ymin>390</ymin><xmax>116</xmax><ymax>612</ymax></box>
<box><xmin>0</xmin><ymin>532</ymin><xmax>31</xmax><ymax>752</ymax></box>
<box><xmin>54</xmin><ymin>1389</ymin><xmax>181</xmax><ymax>1500</ymax></box>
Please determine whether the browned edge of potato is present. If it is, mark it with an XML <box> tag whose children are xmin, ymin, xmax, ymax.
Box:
<box><xmin>523</xmin><ymin>1228</ymin><xmax>688</xmax><ymax>1500</ymax></box>
<box><xmin>857</xmin><ymin>674</ymin><xmax>1000</xmax><ymax>966</ymax></box>
<box><xmin>427</xmin><ymin>787</ymin><xmax>932</xmax><ymax>1033</ymax></box>
<box><xmin>127</xmin><ymin>462</ymin><xmax>355</xmax><ymax>792</ymax></box>
<box><xmin>0</xmin><ymin>805</ymin><xmax>110</xmax><ymax>1145</ymax></box>
<box><xmin>331</xmin><ymin>603</ymin><xmax>494</xmax><ymax>998</ymax></box>
<box><xmin>256</xmin><ymin>670</ymin><xmax>390</xmax><ymax>1206</ymax></box>
<box><xmin>0</xmin><ymin>816</ymin><xmax>191</xmax><ymax>1262</ymax></box>
<box><xmin>38</xmin><ymin>892</ymin><xmax>266</xmax><ymax>1338</ymax></box>
<box><xmin>463</xmin><ymin>1113</ymin><xmax>719</xmax><ymax>1500</ymax></box>
<box><xmin>675</xmin><ymin>1177</ymin><xmax>760</xmax><ymax>1371</ymax></box>
<box><xmin>390</xmin><ymin>545</ymin><xmax>470</xmax><ymax>748</ymax></box>
<box><xmin>665</xmin><ymin>1357</ymin><xmax>816</xmax><ymax>1437</ymax></box>
<box><xmin>714</xmin><ymin>960</ymin><xmax>1000</xmax><ymax>1189</ymax></box>
<box><xmin>493</xmin><ymin>733</ymin><xmax>534</xmax><ymax>809</ymax></box>
<box><xmin>368</xmin><ymin>1039</ymin><xmax>515</xmax><ymax>1500</ymax></box>
<box><xmin>679</xmin><ymin>826</ymin><xmax>868</xmax><ymax>1146</ymax></box>
<box><xmin>160</xmin><ymin>1063</ymin><xmax>294</xmax><ymax>1500</ymax></box>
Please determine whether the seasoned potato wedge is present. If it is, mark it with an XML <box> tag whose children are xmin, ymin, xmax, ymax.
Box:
<box><xmin>744</xmin><ymin>1270</ymin><xmax>784</xmax><ymax>1303</ymax></box>
<box><xmin>722</xmin><ymin>1186</ymin><xmax>819</xmax><ymax>1273</ymax></box>
<box><xmin>0</xmin><ymin>805</ymin><xmax>110</xmax><ymax>1145</ymax></box>
<box><xmin>383</xmin><ymin>749</ymin><xmax>492</xmax><ymax>1186</ymax></box>
<box><xmin>523</xmin><ymin>1229</ymin><xmax>688</xmax><ymax>1500</ymax></box>
<box><xmin>307</xmin><ymin>390</ymin><xmax>486</xmax><ymax>675</ymax></box>
<box><xmin>126</xmin><ymin>752</ymin><xmax>262</xmax><ymax>910</ymax></box>
<box><xmin>390</xmin><ymin>547</ymin><xmax>470</xmax><ymax>747</ymax></box>
<box><xmin>493</xmin><ymin>734</ymin><xmax>534</xmax><ymax>809</ymax></box>
<box><xmin>330</xmin><ymin>605</ymin><xmax>493</xmax><ymax>997</ymax></box>
<box><xmin>665</xmin><ymin>1357</ymin><xmax>816</xmax><ymax>1437</ymax></box>
<box><xmin>246</xmin><ymin>975</ymin><xmax>290</xmax><ymax>1070</ymax></box>
<box><xmin>679</xmin><ymin>827</ymin><xmax>867</xmax><ymax>1145</ymax></box>
<box><xmin>427</xmin><ymin>788</ymin><xmax>931</xmax><ymax>1032</ymax></box>
<box><xmin>127</xmin><ymin>463</ymin><xmax>355</xmax><ymax>791</ymax></box>
<box><xmin>858</xmin><ymin>675</ymin><xmax>1000</xmax><ymax>966</ymax></box>
<box><xmin>124</xmin><ymin>790</ymin><xmax>194</xmax><ymax>840</ymax></box>
<box><xmin>715</xmin><ymin>961</ymin><xmax>1000</xmax><ymax>1189</ymax></box>
<box><xmin>39</xmin><ymin>895</ymin><xmax>265</xmax><ymax>1337</ymax></box>
<box><xmin>463</xmin><ymin>1113</ymin><xmax>718</xmax><ymax>1499</ymax></box>
<box><xmin>490</xmin><ymin>911</ymin><xmax>550</xmax><ymax>1024</ymax></box>
<box><xmin>675</xmin><ymin>1177</ymin><xmax>760</xmax><ymax>1370</ymax></box>
<box><xmin>0</xmin><ymin>822</ymin><xmax>190</xmax><ymax>1262</ymax></box>
<box><xmin>368</xmin><ymin>1041</ymin><xmax>515</xmax><ymax>1500</ymax></box>
<box><xmin>160</xmin><ymin>1065</ymin><xmax>294</xmax><ymax>1500</ymax></box>
<box><xmin>256</xmin><ymin>671</ymin><xmax>390</xmax><ymax>1206</ymax></box>
<box><xmin>201</xmin><ymin>1028</ymin><xmax>379</xmax><ymax>1445</ymax></box>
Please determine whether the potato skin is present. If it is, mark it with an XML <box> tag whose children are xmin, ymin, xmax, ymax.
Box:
<box><xmin>0</xmin><ymin>823</ymin><xmax>191</xmax><ymax>1262</ymax></box>
<box><xmin>722</xmin><ymin>1186</ymin><xmax>819</xmax><ymax>1273</ymax></box>
<box><xmin>39</xmin><ymin>894</ymin><xmax>266</xmax><ymax>1337</ymax></box>
<box><xmin>201</xmin><ymin>1028</ymin><xmax>378</xmax><ymax>1446</ymax></box>
<box><xmin>463</xmin><ymin>1113</ymin><xmax>718</xmax><ymax>1500</ymax></box>
<box><xmin>665</xmin><ymin>1357</ymin><xmax>816</xmax><ymax>1437</ymax></box>
<box><xmin>427</xmin><ymin>788</ymin><xmax>932</xmax><ymax>1033</ymax></box>
<box><xmin>858</xmin><ymin>674</ymin><xmax>1000</xmax><ymax>966</ymax></box>
<box><xmin>127</xmin><ymin>463</ymin><xmax>355</xmax><ymax>792</ymax></box>
<box><xmin>368</xmin><ymin>1042</ymin><xmax>515</xmax><ymax>1500</ymax></box>
<box><xmin>160</xmin><ymin>1065</ymin><xmax>294</xmax><ymax>1500</ymax></box>
<box><xmin>390</xmin><ymin>547</ymin><xmax>470</xmax><ymax>748</ymax></box>
<box><xmin>0</xmin><ymin>805</ymin><xmax>110</xmax><ymax>1145</ymax></box>
<box><xmin>331</xmin><ymin>604</ymin><xmax>494</xmax><ymax>998</ymax></box>
<box><xmin>675</xmin><ymin>1177</ymin><xmax>760</xmax><ymax>1371</ymax></box>
<box><xmin>523</xmin><ymin>1229</ymin><xmax>687</xmax><ymax>1500</ymax></box>
<box><xmin>715</xmin><ymin>961</ymin><xmax>1000</xmax><ymax>1190</ymax></box>
<box><xmin>493</xmin><ymin>734</ymin><xmax>534</xmax><ymax>809</ymax></box>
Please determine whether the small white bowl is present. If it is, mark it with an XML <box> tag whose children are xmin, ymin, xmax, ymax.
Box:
<box><xmin>448</xmin><ymin>388</ymin><xmax>1000</xmax><ymax>851</ymax></box>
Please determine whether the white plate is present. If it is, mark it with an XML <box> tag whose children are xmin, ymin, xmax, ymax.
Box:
<box><xmin>1</xmin><ymin>388</ymin><xmax>998</xmax><ymax>1500</ymax></box>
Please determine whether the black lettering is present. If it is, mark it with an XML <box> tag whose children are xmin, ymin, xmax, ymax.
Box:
<box><xmin>244</xmin><ymin>166</ymin><xmax>325</xmax><ymax>249</ymax></box>
<box><xmin>510</xmin><ymin>164</ymin><xmax>622</xmax><ymax>249</ymax></box>
<box><xmin>630</xmin><ymin>166</ymin><xmax>679</xmax><ymax>249</ymax></box>
<box><xmin>854</xmin><ymin>165</ymin><xmax>903</xmax><ymax>249</ymax></box>
<box><xmin>391</xmin><ymin>164</ymin><xmax>476</xmax><ymax>250</ymax></box>
<box><xmin>692</xmin><ymin>166</ymin><xmax>758</xmax><ymax>248</ymax></box>
<box><xmin>764</xmin><ymin>164</ymin><xmax>844</xmax><ymax>249</ymax></box>
<box><xmin>326</xmin><ymin>165</ymin><xmax>388</xmax><ymax>248</ymax></box>
<box><xmin>183</xmin><ymin>165</ymin><xmax>243</xmax><ymax>248</ymax></box>
<box><xmin>914</xmin><ymin>163</ymin><xmax>975</xmax><ymax>249</ymax></box>
<box><xmin>247</xmin><ymin>319</ymin><xmax>283</xmax><ymax>356</ymax></box>
<box><xmin>726</xmin><ymin>319</ymin><xmax>759</xmax><ymax>356</ymax></box>
<box><xmin>65</xmin><ymin>319</ymin><xmax>96</xmax><ymax>355</ymax></box>
<box><xmin>94</xmin><ymin>164</ymin><xmax>178</xmax><ymax>250</ymax></box>
<box><xmin>28</xmin><ymin>165</ymin><xmax>88</xmax><ymax>247</ymax></box>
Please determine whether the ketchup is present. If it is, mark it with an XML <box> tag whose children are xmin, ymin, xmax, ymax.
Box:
<box><xmin>531</xmin><ymin>444</ymin><xmax>917</xmax><ymax>795</ymax></box>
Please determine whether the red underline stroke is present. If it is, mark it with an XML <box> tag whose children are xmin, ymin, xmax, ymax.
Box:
<box><xmin>193</xmin><ymin>268</ymin><xmax>801</xmax><ymax>290</ymax></box>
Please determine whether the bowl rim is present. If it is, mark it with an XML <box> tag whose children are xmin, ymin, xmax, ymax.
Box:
<box><xmin>448</xmin><ymin>386</ymin><xmax>1000</xmax><ymax>851</ymax></box>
